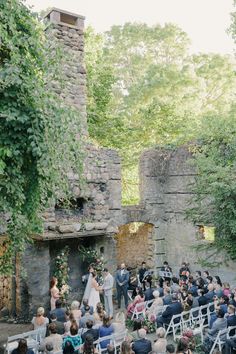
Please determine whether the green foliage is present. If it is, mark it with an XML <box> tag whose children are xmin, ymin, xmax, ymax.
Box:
<box><xmin>78</xmin><ymin>245</ymin><xmax>105</xmax><ymax>276</ymax></box>
<box><xmin>187</xmin><ymin>107</ymin><xmax>236</xmax><ymax>260</ymax></box>
<box><xmin>86</xmin><ymin>23</ymin><xmax>236</xmax><ymax>204</ymax></box>
<box><xmin>54</xmin><ymin>246</ymin><xmax>70</xmax><ymax>300</ymax></box>
<box><xmin>0</xmin><ymin>0</ymin><xmax>83</xmax><ymax>274</ymax></box>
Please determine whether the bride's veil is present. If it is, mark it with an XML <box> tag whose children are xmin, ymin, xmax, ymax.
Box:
<box><xmin>83</xmin><ymin>273</ymin><xmax>92</xmax><ymax>300</ymax></box>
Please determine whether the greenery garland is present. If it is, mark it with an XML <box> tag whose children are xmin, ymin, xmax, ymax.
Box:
<box><xmin>54</xmin><ymin>246</ymin><xmax>70</xmax><ymax>301</ymax></box>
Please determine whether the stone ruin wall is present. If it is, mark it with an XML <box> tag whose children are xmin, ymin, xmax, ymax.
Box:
<box><xmin>139</xmin><ymin>146</ymin><xmax>236</xmax><ymax>284</ymax></box>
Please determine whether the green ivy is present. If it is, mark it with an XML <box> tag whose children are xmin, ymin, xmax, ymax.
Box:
<box><xmin>0</xmin><ymin>1</ymin><xmax>83</xmax><ymax>274</ymax></box>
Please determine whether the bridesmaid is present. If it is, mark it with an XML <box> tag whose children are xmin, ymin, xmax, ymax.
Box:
<box><xmin>50</xmin><ymin>276</ymin><xmax>60</xmax><ymax>311</ymax></box>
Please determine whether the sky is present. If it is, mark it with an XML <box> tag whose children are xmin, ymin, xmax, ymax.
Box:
<box><xmin>25</xmin><ymin>0</ymin><xmax>235</xmax><ymax>55</ymax></box>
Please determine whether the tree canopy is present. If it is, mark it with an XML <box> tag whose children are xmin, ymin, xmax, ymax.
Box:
<box><xmin>86</xmin><ymin>23</ymin><xmax>236</xmax><ymax>204</ymax></box>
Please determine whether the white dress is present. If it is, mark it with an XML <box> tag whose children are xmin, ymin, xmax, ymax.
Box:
<box><xmin>88</xmin><ymin>281</ymin><xmax>100</xmax><ymax>309</ymax></box>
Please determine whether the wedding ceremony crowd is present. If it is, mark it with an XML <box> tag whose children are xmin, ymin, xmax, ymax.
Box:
<box><xmin>8</xmin><ymin>261</ymin><xmax>236</xmax><ymax>354</ymax></box>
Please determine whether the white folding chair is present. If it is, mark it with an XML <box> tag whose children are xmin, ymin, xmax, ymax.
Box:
<box><xmin>145</xmin><ymin>299</ymin><xmax>154</xmax><ymax>310</ymax></box>
<box><xmin>165</xmin><ymin>313</ymin><xmax>183</xmax><ymax>341</ymax></box>
<box><xmin>130</xmin><ymin>301</ymin><xmax>146</xmax><ymax>320</ymax></box>
<box><xmin>127</xmin><ymin>290</ymin><xmax>133</xmax><ymax>302</ymax></box>
<box><xmin>209</xmin><ymin>328</ymin><xmax>228</xmax><ymax>354</ymax></box>
<box><xmin>97</xmin><ymin>334</ymin><xmax>113</xmax><ymax>354</ymax></box>
<box><xmin>199</xmin><ymin>304</ymin><xmax>209</xmax><ymax>328</ymax></box>
<box><xmin>113</xmin><ymin>330</ymin><xmax>128</xmax><ymax>354</ymax></box>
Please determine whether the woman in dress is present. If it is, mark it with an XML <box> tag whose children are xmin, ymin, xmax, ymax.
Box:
<box><xmin>146</xmin><ymin>290</ymin><xmax>163</xmax><ymax>321</ymax></box>
<box><xmin>50</xmin><ymin>277</ymin><xmax>60</xmax><ymax>311</ymax></box>
<box><xmin>71</xmin><ymin>300</ymin><xmax>82</xmax><ymax>324</ymax></box>
<box><xmin>127</xmin><ymin>287</ymin><xmax>145</xmax><ymax>318</ymax></box>
<box><xmin>88</xmin><ymin>271</ymin><xmax>101</xmax><ymax>309</ymax></box>
<box><xmin>83</xmin><ymin>265</ymin><xmax>95</xmax><ymax>302</ymax></box>
<box><xmin>31</xmin><ymin>307</ymin><xmax>49</xmax><ymax>337</ymax></box>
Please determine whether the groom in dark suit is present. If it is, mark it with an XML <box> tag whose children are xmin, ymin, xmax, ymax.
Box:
<box><xmin>115</xmin><ymin>263</ymin><xmax>130</xmax><ymax>309</ymax></box>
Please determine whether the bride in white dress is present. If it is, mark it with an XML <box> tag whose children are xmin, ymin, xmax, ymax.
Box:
<box><xmin>88</xmin><ymin>271</ymin><xmax>101</xmax><ymax>309</ymax></box>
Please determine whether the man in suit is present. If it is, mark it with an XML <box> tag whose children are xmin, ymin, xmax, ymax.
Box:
<box><xmin>50</xmin><ymin>299</ymin><xmax>66</xmax><ymax>323</ymax></box>
<box><xmin>79</xmin><ymin>305</ymin><xmax>94</xmax><ymax>328</ymax></box>
<box><xmin>202</xmin><ymin>309</ymin><xmax>227</xmax><ymax>353</ymax></box>
<box><xmin>115</xmin><ymin>263</ymin><xmax>129</xmax><ymax>309</ymax></box>
<box><xmin>156</xmin><ymin>293</ymin><xmax>183</xmax><ymax>327</ymax></box>
<box><xmin>102</xmin><ymin>268</ymin><xmax>114</xmax><ymax>318</ymax></box>
<box><xmin>132</xmin><ymin>328</ymin><xmax>152</xmax><ymax>354</ymax></box>
<box><xmin>138</xmin><ymin>261</ymin><xmax>147</xmax><ymax>290</ymax></box>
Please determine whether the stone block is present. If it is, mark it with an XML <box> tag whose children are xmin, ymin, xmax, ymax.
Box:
<box><xmin>58</xmin><ymin>224</ymin><xmax>80</xmax><ymax>233</ymax></box>
<box><xmin>93</xmin><ymin>222</ymin><xmax>108</xmax><ymax>230</ymax></box>
<box><xmin>84</xmin><ymin>223</ymin><xmax>95</xmax><ymax>231</ymax></box>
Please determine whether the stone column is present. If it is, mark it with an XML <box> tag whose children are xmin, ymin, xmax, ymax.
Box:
<box><xmin>44</xmin><ymin>8</ymin><xmax>87</xmax><ymax>134</ymax></box>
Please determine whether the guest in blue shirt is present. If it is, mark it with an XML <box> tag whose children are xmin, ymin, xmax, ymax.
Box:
<box><xmin>99</xmin><ymin>315</ymin><xmax>114</xmax><ymax>349</ymax></box>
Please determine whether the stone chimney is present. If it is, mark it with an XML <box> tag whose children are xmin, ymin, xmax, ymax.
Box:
<box><xmin>44</xmin><ymin>8</ymin><xmax>87</xmax><ymax>134</ymax></box>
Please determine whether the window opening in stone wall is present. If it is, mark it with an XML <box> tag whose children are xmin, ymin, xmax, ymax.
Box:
<box><xmin>197</xmin><ymin>225</ymin><xmax>215</xmax><ymax>242</ymax></box>
<box><xmin>55</xmin><ymin>197</ymin><xmax>87</xmax><ymax>217</ymax></box>
<box><xmin>100</xmin><ymin>246</ymin><xmax>104</xmax><ymax>254</ymax></box>
<box><xmin>60</xmin><ymin>13</ymin><xmax>77</xmax><ymax>26</ymax></box>
<box><xmin>122</xmin><ymin>163</ymin><xmax>140</xmax><ymax>206</ymax></box>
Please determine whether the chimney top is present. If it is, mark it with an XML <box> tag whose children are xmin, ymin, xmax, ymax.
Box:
<box><xmin>44</xmin><ymin>8</ymin><xmax>85</xmax><ymax>30</ymax></box>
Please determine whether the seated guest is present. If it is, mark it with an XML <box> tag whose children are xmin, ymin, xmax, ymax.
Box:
<box><xmin>71</xmin><ymin>301</ymin><xmax>82</xmax><ymax>323</ymax></box>
<box><xmin>82</xmin><ymin>334</ymin><xmax>98</xmax><ymax>354</ymax></box>
<box><xmin>121</xmin><ymin>341</ymin><xmax>134</xmax><ymax>354</ymax></box>
<box><xmin>47</xmin><ymin>313</ymin><xmax>64</xmax><ymax>335</ymax></box>
<box><xmin>230</xmin><ymin>288</ymin><xmax>236</xmax><ymax>307</ymax></box>
<box><xmin>132</xmin><ymin>329</ymin><xmax>152</xmax><ymax>354</ymax></box>
<box><xmin>197</xmin><ymin>289</ymin><xmax>208</xmax><ymax>307</ymax></box>
<box><xmin>127</xmin><ymin>287</ymin><xmax>145</xmax><ymax>317</ymax></box>
<box><xmin>179</xmin><ymin>262</ymin><xmax>190</xmax><ymax>279</ymax></box>
<box><xmin>171</xmin><ymin>277</ymin><xmax>180</xmax><ymax>293</ymax></box>
<box><xmin>45</xmin><ymin>342</ymin><xmax>54</xmax><ymax>354</ymax></box>
<box><xmin>176</xmin><ymin>337</ymin><xmax>192</xmax><ymax>354</ymax></box>
<box><xmin>80</xmin><ymin>299</ymin><xmax>94</xmax><ymax>316</ymax></box>
<box><xmin>202</xmin><ymin>309</ymin><xmax>227</xmax><ymax>353</ymax></box>
<box><xmin>50</xmin><ymin>299</ymin><xmax>66</xmax><ymax>323</ymax></box>
<box><xmin>112</xmin><ymin>312</ymin><xmax>126</xmax><ymax>335</ymax></box>
<box><xmin>98</xmin><ymin>315</ymin><xmax>114</xmax><ymax>350</ymax></box>
<box><xmin>209</xmin><ymin>295</ymin><xmax>229</xmax><ymax>328</ymax></box>
<box><xmin>63</xmin><ymin>324</ymin><xmax>82</xmax><ymax>351</ymax></box>
<box><xmin>64</xmin><ymin>312</ymin><xmax>76</xmax><ymax>335</ymax></box>
<box><xmin>146</xmin><ymin>290</ymin><xmax>163</xmax><ymax>321</ymax></box>
<box><xmin>79</xmin><ymin>305</ymin><xmax>94</xmax><ymax>329</ymax></box>
<box><xmin>128</xmin><ymin>319</ymin><xmax>142</xmax><ymax>342</ymax></box>
<box><xmin>93</xmin><ymin>302</ymin><xmax>106</xmax><ymax>327</ymax></box>
<box><xmin>205</xmin><ymin>283</ymin><xmax>215</xmax><ymax>303</ymax></box>
<box><xmin>225</xmin><ymin>304</ymin><xmax>236</xmax><ymax>328</ymax></box>
<box><xmin>156</xmin><ymin>293</ymin><xmax>183</xmax><ymax>327</ymax></box>
<box><xmin>166</xmin><ymin>343</ymin><xmax>176</xmax><ymax>354</ymax></box>
<box><xmin>163</xmin><ymin>287</ymin><xmax>172</xmax><ymax>305</ymax></box>
<box><xmin>63</xmin><ymin>340</ymin><xmax>75</xmax><ymax>354</ymax></box>
<box><xmin>144</xmin><ymin>286</ymin><xmax>155</xmax><ymax>301</ymax></box>
<box><xmin>213</xmin><ymin>275</ymin><xmax>222</xmax><ymax>288</ymax></box>
<box><xmin>223</xmin><ymin>282</ymin><xmax>231</xmax><ymax>297</ymax></box>
<box><xmin>214</xmin><ymin>283</ymin><xmax>223</xmax><ymax>298</ymax></box>
<box><xmin>224</xmin><ymin>336</ymin><xmax>236</xmax><ymax>354</ymax></box>
<box><xmin>195</xmin><ymin>276</ymin><xmax>205</xmax><ymax>290</ymax></box>
<box><xmin>11</xmin><ymin>339</ymin><xmax>34</xmax><ymax>354</ymax></box>
<box><xmin>43</xmin><ymin>323</ymin><xmax>63</xmax><ymax>352</ymax></box>
<box><xmin>81</xmin><ymin>320</ymin><xmax>99</xmax><ymax>342</ymax></box>
<box><xmin>31</xmin><ymin>306</ymin><xmax>49</xmax><ymax>336</ymax></box>
<box><xmin>188</xmin><ymin>276</ymin><xmax>198</xmax><ymax>297</ymax></box>
<box><xmin>153</xmin><ymin>327</ymin><xmax>167</xmax><ymax>353</ymax></box>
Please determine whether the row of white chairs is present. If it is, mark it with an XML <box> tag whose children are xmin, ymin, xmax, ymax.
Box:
<box><xmin>5</xmin><ymin>327</ymin><xmax>46</xmax><ymax>354</ymax></box>
<box><xmin>210</xmin><ymin>325</ymin><xmax>236</xmax><ymax>354</ymax></box>
<box><xmin>165</xmin><ymin>302</ymin><xmax>215</xmax><ymax>342</ymax></box>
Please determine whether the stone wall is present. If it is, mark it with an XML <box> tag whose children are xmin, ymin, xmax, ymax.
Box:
<box><xmin>139</xmin><ymin>146</ymin><xmax>236</xmax><ymax>283</ymax></box>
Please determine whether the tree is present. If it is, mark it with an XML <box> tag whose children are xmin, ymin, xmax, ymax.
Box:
<box><xmin>0</xmin><ymin>0</ymin><xmax>83</xmax><ymax>274</ymax></box>
<box><xmin>86</xmin><ymin>23</ymin><xmax>236</xmax><ymax>204</ymax></box>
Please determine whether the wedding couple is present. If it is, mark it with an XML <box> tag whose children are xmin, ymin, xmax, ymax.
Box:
<box><xmin>83</xmin><ymin>265</ymin><xmax>114</xmax><ymax>318</ymax></box>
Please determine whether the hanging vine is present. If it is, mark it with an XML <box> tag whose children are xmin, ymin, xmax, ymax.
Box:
<box><xmin>0</xmin><ymin>1</ymin><xmax>83</xmax><ymax>274</ymax></box>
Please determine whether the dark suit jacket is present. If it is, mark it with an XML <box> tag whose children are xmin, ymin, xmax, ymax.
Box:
<box><xmin>115</xmin><ymin>269</ymin><xmax>129</xmax><ymax>288</ymax></box>
<box><xmin>46</xmin><ymin>319</ymin><xmax>64</xmax><ymax>336</ymax></box>
<box><xmin>81</xmin><ymin>328</ymin><xmax>99</xmax><ymax>342</ymax></box>
<box><xmin>144</xmin><ymin>288</ymin><xmax>154</xmax><ymax>301</ymax></box>
<box><xmin>162</xmin><ymin>301</ymin><xmax>183</xmax><ymax>324</ymax></box>
<box><xmin>227</xmin><ymin>314</ymin><xmax>236</xmax><ymax>327</ymax></box>
<box><xmin>50</xmin><ymin>308</ymin><xmax>66</xmax><ymax>323</ymax></box>
<box><xmin>132</xmin><ymin>338</ymin><xmax>152</xmax><ymax>354</ymax></box>
<box><xmin>205</xmin><ymin>290</ymin><xmax>215</xmax><ymax>303</ymax></box>
<box><xmin>198</xmin><ymin>295</ymin><xmax>208</xmax><ymax>307</ymax></box>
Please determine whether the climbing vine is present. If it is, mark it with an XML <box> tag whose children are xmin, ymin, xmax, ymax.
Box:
<box><xmin>0</xmin><ymin>1</ymin><xmax>83</xmax><ymax>274</ymax></box>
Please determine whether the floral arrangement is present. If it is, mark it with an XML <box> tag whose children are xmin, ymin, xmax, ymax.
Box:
<box><xmin>126</xmin><ymin>316</ymin><xmax>156</xmax><ymax>333</ymax></box>
<box><xmin>78</xmin><ymin>245</ymin><xmax>105</xmax><ymax>277</ymax></box>
<box><xmin>181</xmin><ymin>328</ymin><xmax>196</xmax><ymax>350</ymax></box>
<box><xmin>54</xmin><ymin>246</ymin><xmax>70</xmax><ymax>301</ymax></box>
